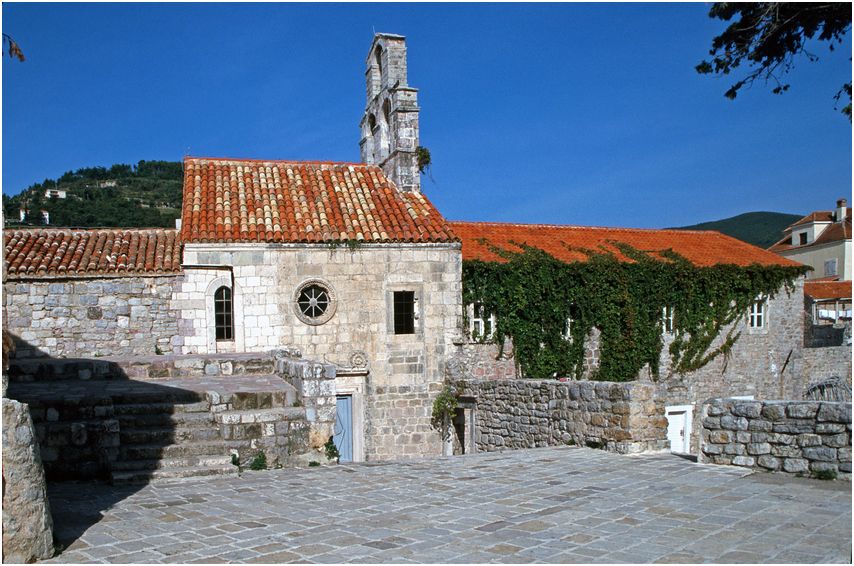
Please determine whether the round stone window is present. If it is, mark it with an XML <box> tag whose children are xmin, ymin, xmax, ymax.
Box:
<box><xmin>293</xmin><ymin>279</ymin><xmax>337</xmax><ymax>325</ymax></box>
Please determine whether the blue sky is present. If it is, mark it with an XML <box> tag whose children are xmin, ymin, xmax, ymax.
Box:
<box><xmin>2</xmin><ymin>3</ymin><xmax>851</xmax><ymax>228</ymax></box>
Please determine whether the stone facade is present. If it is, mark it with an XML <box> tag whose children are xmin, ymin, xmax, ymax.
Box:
<box><xmin>802</xmin><ymin>345</ymin><xmax>853</xmax><ymax>390</ymax></box>
<box><xmin>456</xmin><ymin>379</ymin><xmax>669</xmax><ymax>454</ymax></box>
<box><xmin>699</xmin><ymin>398</ymin><xmax>852</xmax><ymax>476</ymax></box>
<box><xmin>173</xmin><ymin>243</ymin><xmax>462</xmax><ymax>461</ymax></box>
<box><xmin>2</xmin><ymin>398</ymin><xmax>54</xmax><ymax>563</ymax></box>
<box><xmin>4</xmin><ymin>276</ymin><xmax>179</xmax><ymax>358</ymax></box>
<box><xmin>458</xmin><ymin>279</ymin><xmax>829</xmax><ymax>454</ymax></box>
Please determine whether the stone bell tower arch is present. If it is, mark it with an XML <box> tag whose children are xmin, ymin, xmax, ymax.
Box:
<box><xmin>359</xmin><ymin>33</ymin><xmax>421</xmax><ymax>193</ymax></box>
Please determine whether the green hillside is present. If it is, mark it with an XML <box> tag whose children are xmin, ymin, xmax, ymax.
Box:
<box><xmin>2</xmin><ymin>161</ymin><xmax>183</xmax><ymax>229</ymax></box>
<box><xmin>670</xmin><ymin>211</ymin><xmax>803</xmax><ymax>249</ymax></box>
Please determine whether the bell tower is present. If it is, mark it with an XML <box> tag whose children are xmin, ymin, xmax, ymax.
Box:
<box><xmin>359</xmin><ymin>33</ymin><xmax>421</xmax><ymax>193</ymax></box>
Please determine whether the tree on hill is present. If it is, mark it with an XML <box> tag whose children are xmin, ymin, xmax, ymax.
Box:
<box><xmin>696</xmin><ymin>3</ymin><xmax>852</xmax><ymax>120</ymax></box>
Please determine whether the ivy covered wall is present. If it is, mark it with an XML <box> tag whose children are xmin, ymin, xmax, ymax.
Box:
<box><xmin>461</xmin><ymin>245</ymin><xmax>807</xmax><ymax>382</ymax></box>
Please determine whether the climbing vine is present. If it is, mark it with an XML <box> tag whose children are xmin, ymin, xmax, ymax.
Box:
<box><xmin>462</xmin><ymin>243</ymin><xmax>807</xmax><ymax>381</ymax></box>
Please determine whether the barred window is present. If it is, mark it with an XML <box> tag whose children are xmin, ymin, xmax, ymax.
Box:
<box><xmin>214</xmin><ymin>286</ymin><xmax>233</xmax><ymax>341</ymax></box>
<box><xmin>662</xmin><ymin>306</ymin><xmax>675</xmax><ymax>333</ymax></box>
<box><xmin>394</xmin><ymin>291</ymin><xmax>416</xmax><ymax>335</ymax></box>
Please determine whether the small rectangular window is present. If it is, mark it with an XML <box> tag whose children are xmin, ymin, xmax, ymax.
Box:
<box><xmin>469</xmin><ymin>303</ymin><xmax>495</xmax><ymax>339</ymax></box>
<box><xmin>798</xmin><ymin>232</ymin><xmax>808</xmax><ymax>245</ymax></box>
<box><xmin>393</xmin><ymin>291</ymin><xmax>416</xmax><ymax>335</ymax></box>
<box><xmin>662</xmin><ymin>306</ymin><xmax>675</xmax><ymax>333</ymax></box>
<box><xmin>749</xmin><ymin>299</ymin><xmax>765</xmax><ymax>329</ymax></box>
<box><xmin>825</xmin><ymin>259</ymin><xmax>838</xmax><ymax>277</ymax></box>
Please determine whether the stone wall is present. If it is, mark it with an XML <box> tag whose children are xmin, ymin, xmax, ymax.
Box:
<box><xmin>176</xmin><ymin>243</ymin><xmax>461</xmax><ymax>460</ymax></box>
<box><xmin>457</xmin><ymin>379</ymin><xmax>669</xmax><ymax>454</ymax></box>
<box><xmin>2</xmin><ymin>398</ymin><xmax>54</xmax><ymax>563</ymax></box>
<box><xmin>447</xmin><ymin>340</ymin><xmax>516</xmax><ymax>381</ymax></box>
<box><xmin>699</xmin><ymin>398</ymin><xmax>852</xmax><ymax>476</ymax></box>
<box><xmin>458</xmin><ymin>279</ymin><xmax>812</xmax><ymax>455</ymax></box>
<box><xmin>802</xmin><ymin>345</ymin><xmax>853</xmax><ymax>391</ymax></box>
<box><xmin>4</xmin><ymin>275</ymin><xmax>180</xmax><ymax>358</ymax></box>
<box><xmin>275</xmin><ymin>350</ymin><xmax>337</xmax><ymax>457</ymax></box>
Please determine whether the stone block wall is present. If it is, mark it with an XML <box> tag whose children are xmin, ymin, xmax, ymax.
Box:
<box><xmin>2</xmin><ymin>398</ymin><xmax>54</xmax><ymax>563</ymax></box>
<box><xmin>802</xmin><ymin>346</ymin><xmax>853</xmax><ymax>391</ymax></box>
<box><xmin>365</xmin><ymin>383</ymin><xmax>445</xmax><ymax>460</ymax></box>
<box><xmin>457</xmin><ymin>379</ymin><xmax>669</xmax><ymax>454</ymax></box>
<box><xmin>699</xmin><ymin>398</ymin><xmax>852</xmax><ymax>475</ymax></box>
<box><xmin>458</xmin><ymin>280</ymin><xmax>811</xmax><ymax>455</ymax></box>
<box><xmin>276</xmin><ymin>350</ymin><xmax>337</xmax><ymax>455</ymax></box>
<box><xmin>177</xmin><ymin>243</ymin><xmax>462</xmax><ymax>460</ymax></box>
<box><xmin>4</xmin><ymin>275</ymin><xmax>179</xmax><ymax>358</ymax></box>
<box><xmin>448</xmin><ymin>340</ymin><xmax>516</xmax><ymax>381</ymax></box>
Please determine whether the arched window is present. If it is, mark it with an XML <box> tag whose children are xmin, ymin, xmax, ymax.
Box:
<box><xmin>382</xmin><ymin>99</ymin><xmax>392</xmax><ymax>129</ymax></box>
<box><xmin>374</xmin><ymin>45</ymin><xmax>383</xmax><ymax>76</ymax></box>
<box><xmin>368</xmin><ymin>113</ymin><xmax>377</xmax><ymax>131</ymax></box>
<box><xmin>214</xmin><ymin>286</ymin><xmax>233</xmax><ymax>341</ymax></box>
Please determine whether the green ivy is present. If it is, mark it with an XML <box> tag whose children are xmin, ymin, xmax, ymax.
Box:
<box><xmin>431</xmin><ymin>384</ymin><xmax>459</xmax><ymax>439</ymax></box>
<box><xmin>462</xmin><ymin>243</ymin><xmax>806</xmax><ymax>381</ymax></box>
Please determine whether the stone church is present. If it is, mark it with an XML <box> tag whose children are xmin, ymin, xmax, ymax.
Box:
<box><xmin>3</xmin><ymin>33</ymin><xmax>847</xmax><ymax>466</ymax></box>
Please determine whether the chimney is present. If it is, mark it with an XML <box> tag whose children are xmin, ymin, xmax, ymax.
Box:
<box><xmin>836</xmin><ymin>198</ymin><xmax>847</xmax><ymax>222</ymax></box>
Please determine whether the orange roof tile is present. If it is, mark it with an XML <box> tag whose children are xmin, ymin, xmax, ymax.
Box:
<box><xmin>805</xmin><ymin>280</ymin><xmax>852</xmax><ymax>301</ymax></box>
<box><xmin>4</xmin><ymin>228</ymin><xmax>182</xmax><ymax>279</ymax></box>
<box><xmin>450</xmin><ymin>221</ymin><xmax>802</xmax><ymax>267</ymax></box>
<box><xmin>180</xmin><ymin>157</ymin><xmax>457</xmax><ymax>244</ymax></box>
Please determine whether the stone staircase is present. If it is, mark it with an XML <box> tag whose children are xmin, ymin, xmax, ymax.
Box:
<box><xmin>6</xmin><ymin>351</ymin><xmax>318</xmax><ymax>485</ymax></box>
<box><xmin>110</xmin><ymin>396</ymin><xmax>238</xmax><ymax>484</ymax></box>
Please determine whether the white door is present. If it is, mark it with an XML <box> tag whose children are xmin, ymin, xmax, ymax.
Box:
<box><xmin>665</xmin><ymin>405</ymin><xmax>693</xmax><ymax>454</ymax></box>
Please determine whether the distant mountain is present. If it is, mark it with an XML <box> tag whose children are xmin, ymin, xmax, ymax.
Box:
<box><xmin>2</xmin><ymin>161</ymin><xmax>183</xmax><ymax>229</ymax></box>
<box><xmin>671</xmin><ymin>211</ymin><xmax>803</xmax><ymax>249</ymax></box>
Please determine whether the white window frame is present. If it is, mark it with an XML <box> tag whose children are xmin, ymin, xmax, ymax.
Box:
<box><xmin>662</xmin><ymin>306</ymin><xmax>675</xmax><ymax>334</ymax></box>
<box><xmin>468</xmin><ymin>303</ymin><xmax>496</xmax><ymax>340</ymax></box>
<box><xmin>748</xmin><ymin>298</ymin><xmax>767</xmax><ymax>329</ymax></box>
<box><xmin>824</xmin><ymin>258</ymin><xmax>838</xmax><ymax>277</ymax></box>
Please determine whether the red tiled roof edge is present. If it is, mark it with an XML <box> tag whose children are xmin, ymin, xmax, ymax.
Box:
<box><xmin>179</xmin><ymin>157</ymin><xmax>457</xmax><ymax>244</ymax></box>
<box><xmin>804</xmin><ymin>280</ymin><xmax>853</xmax><ymax>301</ymax></box>
<box><xmin>3</xmin><ymin>228</ymin><xmax>183</xmax><ymax>279</ymax></box>
<box><xmin>449</xmin><ymin>221</ymin><xmax>802</xmax><ymax>268</ymax></box>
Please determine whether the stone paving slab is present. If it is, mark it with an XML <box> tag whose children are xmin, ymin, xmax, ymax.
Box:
<box><xmin>42</xmin><ymin>446</ymin><xmax>851</xmax><ymax>563</ymax></box>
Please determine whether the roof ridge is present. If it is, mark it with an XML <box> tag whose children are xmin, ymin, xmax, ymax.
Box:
<box><xmin>184</xmin><ymin>156</ymin><xmax>373</xmax><ymax>167</ymax></box>
<box><xmin>448</xmin><ymin>220</ymin><xmax>724</xmax><ymax>236</ymax></box>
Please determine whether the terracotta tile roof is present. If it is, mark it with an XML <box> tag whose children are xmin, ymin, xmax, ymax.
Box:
<box><xmin>450</xmin><ymin>221</ymin><xmax>801</xmax><ymax>267</ymax></box>
<box><xmin>805</xmin><ymin>280</ymin><xmax>852</xmax><ymax>301</ymax></box>
<box><xmin>3</xmin><ymin>228</ymin><xmax>182</xmax><ymax>279</ymax></box>
<box><xmin>769</xmin><ymin>215</ymin><xmax>852</xmax><ymax>253</ymax></box>
<box><xmin>180</xmin><ymin>157</ymin><xmax>457</xmax><ymax>244</ymax></box>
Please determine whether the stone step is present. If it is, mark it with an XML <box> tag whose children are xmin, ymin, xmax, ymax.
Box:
<box><xmin>116</xmin><ymin>411</ymin><xmax>215</xmax><ymax>428</ymax></box>
<box><xmin>110</xmin><ymin>463</ymin><xmax>239</xmax><ymax>485</ymax></box>
<box><xmin>109</xmin><ymin>391</ymin><xmax>206</xmax><ymax>405</ymax></box>
<box><xmin>215</xmin><ymin>407</ymin><xmax>306</xmax><ymax>425</ymax></box>
<box><xmin>120</xmin><ymin>440</ymin><xmax>250</xmax><ymax>460</ymax></box>
<box><xmin>113</xmin><ymin>401</ymin><xmax>211</xmax><ymax>415</ymax></box>
<box><xmin>119</xmin><ymin>426</ymin><xmax>222</xmax><ymax>444</ymax></box>
<box><xmin>111</xmin><ymin>454</ymin><xmax>234</xmax><ymax>471</ymax></box>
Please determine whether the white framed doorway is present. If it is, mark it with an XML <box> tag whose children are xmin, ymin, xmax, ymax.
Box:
<box><xmin>665</xmin><ymin>404</ymin><xmax>693</xmax><ymax>454</ymax></box>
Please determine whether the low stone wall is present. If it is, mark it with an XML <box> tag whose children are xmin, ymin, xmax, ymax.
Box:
<box><xmin>2</xmin><ymin>398</ymin><xmax>54</xmax><ymax>563</ymax></box>
<box><xmin>699</xmin><ymin>399</ymin><xmax>852</xmax><ymax>476</ymax></box>
<box><xmin>4</xmin><ymin>276</ymin><xmax>179</xmax><ymax>358</ymax></box>
<box><xmin>275</xmin><ymin>350</ymin><xmax>337</xmax><ymax>455</ymax></box>
<box><xmin>457</xmin><ymin>379</ymin><xmax>669</xmax><ymax>454</ymax></box>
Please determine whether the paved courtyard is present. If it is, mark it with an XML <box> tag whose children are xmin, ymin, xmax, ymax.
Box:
<box><xmin>44</xmin><ymin>446</ymin><xmax>851</xmax><ymax>564</ymax></box>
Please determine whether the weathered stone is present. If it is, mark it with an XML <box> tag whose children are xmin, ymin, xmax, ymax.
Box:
<box><xmin>787</xmin><ymin>403</ymin><xmax>819</xmax><ymax>419</ymax></box>
<box><xmin>2</xmin><ymin>399</ymin><xmax>54</xmax><ymax>562</ymax></box>
<box><xmin>817</xmin><ymin>403</ymin><xmax>851</xmax><ymax>423</ymax></box>
<box><xmin>720</xmin><ymin>415</ymin><xmax>748</xmax><ymax>431</ymax></box>
<box><xmin>757</xmin><ymin>455</ymin><xmax>781</xmax><ymax>470</ymax></box>
<box><xmin>732</xmin><ymin>402</ymin><xmax>761</xmax><ymax>418</ymax></box>
<box><xmin>732</xmin><ymin>455</ymin><xmax>755</xmax><ymax>467</ymax></box>
<box><xmin>782</xmin><ymin>458</ymin><xmax>809</xmax><ymax>473</ymax></box>
<box><xmin>797</xmin><ymin>433</ymin><xmax>821</xmax><ymax>447</ymax></box>
<box><xmin>746</xmin><ymin>442</ymin><xmax>771</xmax><ymax>455</ymax></box>
<box><xmin>802</xmin><ymin>447</ymin><xmax>837</xmax><ymax>462</ymax></box>
<box><xmin>761</xmin><ymin>404</ymin><xmax>786</xmax><ymax>421</ymax></box>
